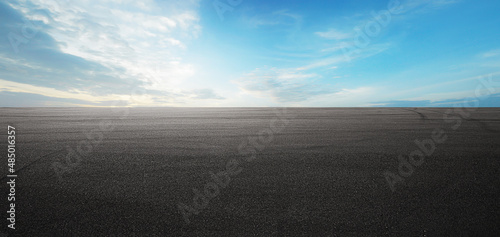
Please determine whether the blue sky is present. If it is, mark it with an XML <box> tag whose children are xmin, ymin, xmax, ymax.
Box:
<box><xmin>1</xmin><ymin>0</ymin><xmax>499</xmax><ymax>107</ymax></box>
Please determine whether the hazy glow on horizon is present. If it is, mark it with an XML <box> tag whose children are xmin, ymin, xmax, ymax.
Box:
<box><xmin>1</xmin><ymin>0</ymin><xmax>499</xmax><ymax>107</ymax></box>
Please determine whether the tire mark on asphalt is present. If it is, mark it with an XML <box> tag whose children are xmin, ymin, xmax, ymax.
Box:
<box><xmin>417</xmin><ymin>108</ymin><xmax>500</xmax><ymax>133</ymax></box>
<box><xmin>0</xmin><ymin>148</ymin><xmax>65</xmax><ymax>182</ymax></box>
<box><xmin>400</xmin><ymin>108</ymin><xmax>429</xmax><ymax>123</ymax></box>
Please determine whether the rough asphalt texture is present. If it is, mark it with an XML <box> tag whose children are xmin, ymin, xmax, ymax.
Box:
<box><xmin>0</xmin><ymin>107</ymin><xmax>499</xmax><ymax>236</ymax></box>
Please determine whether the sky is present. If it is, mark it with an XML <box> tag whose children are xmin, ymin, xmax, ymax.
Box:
<box><xmin>0</xmin><ymin>0</ymin><xmax>500</xmax><ymax>107</ymax></box>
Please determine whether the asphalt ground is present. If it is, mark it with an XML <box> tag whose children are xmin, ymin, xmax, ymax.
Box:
<box><xmin>0</xmin><ymin>107</ymin><xmax>499</xmax><ymax>236</ymax></box>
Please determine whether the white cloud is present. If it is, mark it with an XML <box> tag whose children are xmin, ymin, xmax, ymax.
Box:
<box><xmin>301</xmin><ymin>87</ymin><xmax>378</xmax><ymax>107</ymax></box>
<box><xmin>378</xmin><ymin>0</ymin><xmax>461</xmax><ymax>15</ymax></box>
<box><xmin>311</xmin><ymin>0</ymin><xmax>460</xmax><ymax>70</ymax></box>
<box><xmin>11</xmin><ymin>0</ymin><xmax>202</xmax><ymax>96</ymax></box>
<box><xmin>0</xmin><ymin>78</ymin><xmax>225</xmax><ymax>106</ymax></box>
<box><xmin>404</xmin><ymin>90</ymin><xmax>481</xmax><ymax>102</ymax></box>
<box><xmin>1</xmin><ymin>0</ymin><xmax>229</xmax><ymax>106</ymax></box>
<box><xmin>234</xmin><ymin>67</ymin><xmax>335</xmax><ymax>103</ymax></box>
<box><xmin>315</xmin><ymin>29</ymin><xmax>352</xmax><ymax>40</ymax></box>
<box><xmin>243</xmin><ymin>9</ymin><xmax>302</xmax><ymax>28</ymax></box>
<box><xmin>0</xmin><ymin>78</ymin><xmax>130</xmax><ymax>103</ymax></box>
<box><xmin>480</xmin><ymin>49</ymin><xmax>500</xmax><ymax>58</ymax></box>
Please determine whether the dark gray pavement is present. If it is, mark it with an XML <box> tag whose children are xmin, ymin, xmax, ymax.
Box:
<box><xmin>1</xmin><ymin>107</ymin><xmax>499</xmax><ymax>236</ymax></box>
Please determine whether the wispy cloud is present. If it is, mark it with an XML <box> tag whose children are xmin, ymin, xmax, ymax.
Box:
<box><xmin>0</xmin><ymin>78</ymin><xmax>130</xmax><ymax>104</ymax></box>
<box><xmin>234</xmin><ymin>67</ymin><xmax>335</xmax><ymax>103</ymax></box>
<box><xmin>300</xmin><ymin>86</ymin><xmax>378</xmax><ymax>107</ymax></box>
<box><xmin>190</xmin><ymin>89</ymin><xmax>225</xmax><ymax>100</ymax></box>
<box><xmin>242</xmin><ymin>9</ymin><xmax>302</xmax><ymax>28</ymax></box>
<box><xmin>315</xmin><ymin>29</ymin><xmax>352</xmax><ymax>40</ymax></box>
<box><xmin>480</xmin><ymin>49</ymin><xmax>500</xmax><ymax>58</ymax></box>
<box><xmin>0</xmin><ymin>78</ymin><xmax>225</xmax><ymax>107</ymax></box>
<box><xmin>398</xmin><ymin>0</ymin><xmax>461</xmax><ymax>14</ymax></box>
<box><xmin>311</xmin><ymin>0</ymin><xmax>461</xmax><ymax>69</ymax></box>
